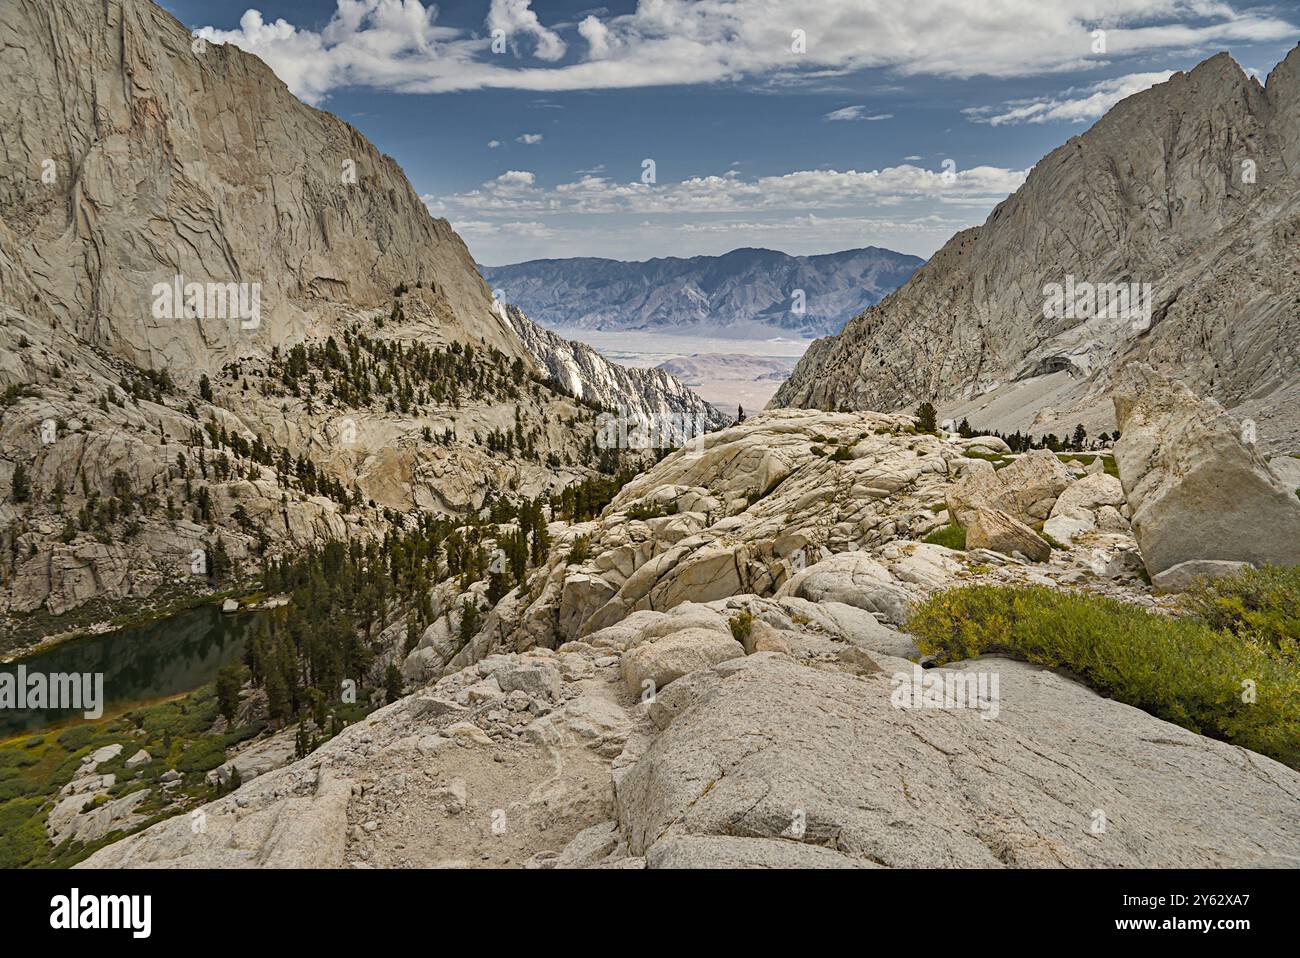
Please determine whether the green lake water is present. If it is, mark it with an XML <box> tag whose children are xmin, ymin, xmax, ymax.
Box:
<box><xmin>0</xmin><ymin>604</ymin><xmax>263</xmax><ymax>737</ymax></box>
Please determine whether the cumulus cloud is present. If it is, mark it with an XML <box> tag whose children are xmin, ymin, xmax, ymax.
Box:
<box><xmin>487</xmin><ymin>139</ymin><xmax>501</xmax><ymax>148</ymax></box>
<box><xmin>516</xmin><ymin>133</ymin><xmax>544</xmax><ymax>144</ymax></box>
<box><xmin>429</xmin><ymin>162</ymin><xmax>1029</xmax><ymax>219</ymax></box>
<box><xmin>195</xmin><ymin>0</ymin><xmax>1297</xmax><ymax>101</ymax></box>
<box><xmin>487</xmin><ymin>0</ymin><xmax>567</xmax><ymax>61</ymax></box>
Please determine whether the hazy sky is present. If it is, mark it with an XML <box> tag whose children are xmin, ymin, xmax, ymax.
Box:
<box><xmin>162</xmin><ymin>1</ymin><xmax>1298</xmax><ymax>265</ymax></box>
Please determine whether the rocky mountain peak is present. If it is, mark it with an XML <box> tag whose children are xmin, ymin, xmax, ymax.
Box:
<box><xmin>772</xmin><ymin>44</ymin><xmax>1300</xmax><ymax>453</ymax></box>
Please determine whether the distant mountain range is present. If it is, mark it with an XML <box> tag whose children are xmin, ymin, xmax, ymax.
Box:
<box><xmin>479</xmin><ymin>247</ymin><xmax>924</xmax><ymax>338</ymax></box>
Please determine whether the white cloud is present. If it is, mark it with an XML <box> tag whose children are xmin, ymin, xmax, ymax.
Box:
<box><xmin>494</xmin><ymin>170</ymin><xmax>537</xmax><ymax>187</ymax></box>
<box><xmin>516</xmin><ymin>133</ymin><xmax>545</xmax><ymax>144</ymax></box>
<box><xmin>966</xmin><ymin>71</ymin><xmax>1177</xmax><ymax>125</ymax></box>
<box><xmin>195</xmin><ymin>0</ymin><xmax>1297</xmax><ymax>101</ymax></box>
<box><xmin>487</xmin><ymin>139</ymin><xmax>501</xmax><ymax>148</ymax></box>
<box><xmin>430</xmin><ymin>162</ymin><xmax>1029</xmax><ymax>218</ymax></box>
<box><xmin>487</xmin><ymin>0</ymin><xmax>567</xmax><ymax>61</ymax></box>
<box><xmin>824</xmin><ymin>106</ymin><xmax>894</xmax><ymax>121</ymax></box>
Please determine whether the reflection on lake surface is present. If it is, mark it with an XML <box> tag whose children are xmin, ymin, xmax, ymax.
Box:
<box><xmin>0</xmin><ymin>604</ymin><xmax>262</xmax><ymax>737</ymax></box>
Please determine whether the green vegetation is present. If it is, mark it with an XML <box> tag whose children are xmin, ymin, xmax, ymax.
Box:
<box><xmin>915</xmin><ymin>401</ymin><xmax>938</xmax><ymax>434</ymax></box>
<box><xmin>728</xmin><ymin>609</ymin><xmax>754</xmax><ymax>645</ymax></box>
<box><xmin>0</xmin><ymin>684</ymin><xmax>275</xmax><ymax>868</ymax></box>
<box><xmin>906</xmin><ymin>580</ymin><xmax>1300</xmax><ymax>769</ymax></box>
<box><xmin>1181</xmin><ymin>565</ymin><xmax>1300</xmax><ymax>664</ymax></box>
<box><xmin>922</xmin><ymin>523</ymin><xmax>966</xmax><ymax>550</ymax></box>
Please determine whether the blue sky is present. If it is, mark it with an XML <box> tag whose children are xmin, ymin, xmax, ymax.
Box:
<box><xmin>161</xmin><ymin>1</ymin><xmax>1298</xmax><ymax>265</ymax></box>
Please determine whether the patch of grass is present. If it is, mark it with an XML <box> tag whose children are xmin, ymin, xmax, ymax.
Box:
<box><xmin>906</xmin><ymin>584</ymin><xmax>1300</xmax><ymax>769</ymax></box>
<box><xmin>962</xmin><ymin>450</ymin><xmax>1010</xmax><ymax>466</ymax></box>
<box><xmin>922</xmin><ymin>523</ymin><xmax>966</xmax><ymax>551</ymax></box>
<box><xmin>1056</xmin><ymin>452</ymin><xmax>1120</xmax><ymax>478</ymax></box>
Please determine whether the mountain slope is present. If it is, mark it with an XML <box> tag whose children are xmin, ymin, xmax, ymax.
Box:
<box><xmin>503</xmin><ymin>303</ymin><xmax>731</xmax><ymax>432</ymax></box>
<box><xmin>480</xmin><ymin>246</ymin><xmax>924</xmax><ymax>338</ymax></box>
<box><xmin>0</xmin><ymin>0</ymin><xmax>674</xmax><ymax>624</ymax></box>
<box><xmin>771</xmin><ymin>48</ymin><xmax>1300</xmax><ymax>450</ymax></box>
<box><xmin>0</xmin><ymin>0</ymin><xmax>520</xmax><ymax>370</ymax></box>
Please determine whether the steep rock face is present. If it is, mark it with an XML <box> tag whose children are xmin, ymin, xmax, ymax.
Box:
<box><xmin>0</xmin><ymin>0</ymin><xmax>523</xmax><ymax>376</ymax></box>
<box><xmin>481</xmin><ymin>246</ymin><xmax>923</xmax><ymax>338</ymax></box>
<box><xmin>503</xmin><ymin>303</ymin><xmax>731</xmax><ymax>432</ymax></box>
<box><xmin>0</xmin><ymin>0</ymin><xmax>680</xmax><ymax>624</ymax></box>
<box><xmin>773</xmin><ymin>48</ymin><xmax>1300</xmax><ymax>447</ymax></box>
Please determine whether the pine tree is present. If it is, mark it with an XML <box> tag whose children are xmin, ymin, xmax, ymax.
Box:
<box><xmin>216</xmin><ymin>663</ymin><xmax>243</xmax><ymax>725</ymax></box>
<box><xmin>1072</xmin><ymin>423</ymin><xmax>1087</xmax><ymax>449</ymax></box>
<box><xmin>10</xmin><ymin>462</ymin><xmax>30</xmax><ymax>503</ymax></box>
<box><xmin>384</xmin><ymin>663</ymin><xmax>402</xmax><ymax>704</ymax></box>
<box><xmin>915</xmin><ymin>402</ymin><xmax>938</xmax><ymax>434</ymax></box>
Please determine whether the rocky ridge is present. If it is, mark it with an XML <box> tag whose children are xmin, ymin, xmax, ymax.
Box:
<box><xmin>772</xmin><ymin>47</ymin><xmax>1300</xmax><ymax>451</ymax></box>
<box><xmin>502</xmin><ymin>303</ymin><xmax>730</xmax><ymax>433</ymax></box>
<box><xmin>0</xmin><ymin>0</ymin><xmax>708</xmax><ymax>624</ymax></box>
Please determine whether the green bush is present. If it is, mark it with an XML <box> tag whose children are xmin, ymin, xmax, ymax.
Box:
<box><xmin>922</xmin><ymin>523</ymin><xmax>966</xmax><ymax>551</ymax></box>
<box><xmin>0</xmin><ymin>798</ymin><xmax>47</xmax><ymax>868</ymax></box>
<box><xmin>906</xmin><ymin>584</ymin><xmax>1300</xmax><ymax>768</ymax></box>
<box><xmin>1181</xmin><ymin>565</ymin><xmax>1300</xmax><ymax>663</ymax></box>
<box><xmin>729</xmin><ymin>610</ymin><xmax>754</xmax><ymax>645</ymax></box>
<box><xmin>174</xmin><ymin>739</ymin><xmax>227</xmax><ymax>774</ymax></box>
<box><xmin>55</xmin><ymin>725</ymin><xmax>96</xmax><ymax>751</ymax></box>
<box><xmin>0</xmin><ymin>751</ymin><xmax>38</xmax><ymax>771</ymax></box>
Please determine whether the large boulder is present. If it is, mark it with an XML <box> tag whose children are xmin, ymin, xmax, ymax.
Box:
<box><xmin>946</xmin><ymin>449</ymin><xmax>1072</xmax><ymax>526</ymax></box>
<box><xmin>965</xmin><ymin>508</ymin><xmax>1052</xmax><ymax>562</ymax></box>
<box><xmin>614</xmin><ymin>653</ymin><xmax>1300</xmax><ymax>867</ymax></box>
<box><xmin>1113</xmin><ymin>364</ymin><xmax>1300</xmax><ymax>575</ymax></box>
<box><xmin>620</xmin><ymin>628</ymin><xmax>744</xmax><ymax>695</ymax></box>
<box><xmin>775</xmin><ymin>552</ymin><xmax>914</xmax><ymax>625</ymax></box>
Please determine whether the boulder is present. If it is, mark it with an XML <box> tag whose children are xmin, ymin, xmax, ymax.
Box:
<box><xmin>1050</xmin><ymin>473</ymin><xmax>1125</xmax><ymax>518</ymax></box>
<box><xmin>615</xmin><ymin>653</ymin><xmax>1300</xmax><ymax>867</ymax></box>
<box><xmin>1113</xmin><ymin>364</ymin><xmax>1300</xmax><ymax>575</ymax></box>
<box><xmin>494</xmin><ymin>662</ymin><xmax>561</xmax><ymax>702</ymax></box>
<box><xmin>1151</xmin><ymin>559</ymin><xmax>1252</xmax><ymax>594</ymax></box>
<box><xmin>1043</xmin><ymin>512</ymin><xmax>1095</xmax><ymax>546</ymax></box>
<box><xmin>947</xmin><ymin>449</ymin><xmax>1071</xmax><ymax>525</ymax></box>
<box><xmin>620</xmin><ymin>628</ymin><xmax>744</xmax><ymax>695</ymax></box>
<box><xmin>965</xmin><ymin>508</ymin><xmax>1052</xmax><ymax>562</ymax></box>
<box><xmin>775</xmin><ymin>552</ymin><xmax>914</xmax><ymax>625</ymax></box>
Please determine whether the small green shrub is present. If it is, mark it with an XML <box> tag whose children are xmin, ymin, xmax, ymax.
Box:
<box><xmin>729</xmin><ymin>610</ymin><xmax>754</xmax><ymax>645</ymax></box>
<box><xmin>174</xmin><ymin>739</ymin><xmax>227</xmax><ymax>774</ymax></box>
<box><xmin>566</xmin><ymin>535</ymin><xmax>590</xmax><ymax>565</ymax></box>
<box><xmin>55</xmin><ymin>725</ymin><xmax>96</xmax><ymax>751</ymax></box>
<box><xmin>922</xmin><ymin>523</ymin><xmax>966</xmax><ymax>551</ymax></box>
<box><xmin>906</xmin><ymin>584</ymin><xmax>1300</xmax><ymax>768</ymax></box>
